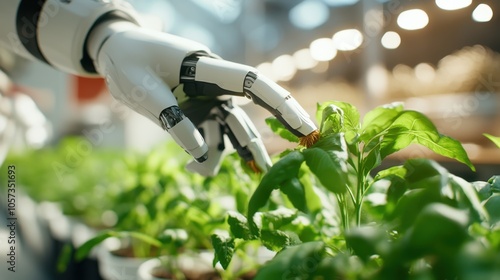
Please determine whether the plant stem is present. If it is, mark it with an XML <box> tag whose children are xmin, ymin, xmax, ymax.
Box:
<box><xmin>354</xmin><ymin>152</ymin><xmax>365</xmax><ymax>226</ymax></box>
<box><xmin>336</xmin><ymin>193</ymin><xmax>349</xmax><ymax>231</ymax></box>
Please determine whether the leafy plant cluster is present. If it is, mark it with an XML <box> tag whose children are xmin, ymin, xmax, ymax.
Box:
<box><xmin>213</xmin><ymin>101</ymin><xmax>500</xmax><ymax>279</ymax></box>
<box><xmin>0</xmin><ymin>137</ymin><xmax>126</xmax><ymax>227</ymax></box>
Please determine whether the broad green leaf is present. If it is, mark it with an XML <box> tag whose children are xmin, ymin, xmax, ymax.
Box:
<box><xmin>261</xmin><ymin>230</ymin><xmax>295</xmax><ymax>252</ymax></box>
<box><xmin>403</xmin><ymin>159</ymin><xmax>449</xmax><ymax>191</ymax></box>
<box><xmin>379</xmin><ymin>111</ymin><xmax>474</xmax><ymax>171</ymax></box>
<box><xmin>248</xmin><ymin>151</ymin><xmax>305</xmax><ymax>235</ymax></box>
<box><xmin>374</xmin><ymin>165</ymin><xmax>407</xmax><ymax>182</ymax></box>
<box><xmin>300</xmin><ymin>166</ymin><xmax>324</xmax><ymax>214</ymax></box>
<box><xmin>484</xmin><ymin>195</ymin><xmax>500</xmax><ymax>226</ymax></box>
<box><xmin>360</xmin><ymin>102</ymin><xmax>404</xmax><ymax>142</ymax></box>
<box><xmin>280</xmin><ymin>178</ymin><xmax>308</xmax><ymax>213</ymax></box>
<box><xmin>363</xmin><ymin>148</ymin><xmax>382</xmax><ymax>176</ymax></box>
<box><xmin>227</xmin><ymin>211</ymin><xmax>252</xmax><ymax>240</ymax></box>
<box><xmin>303</xmin><ymin>144</ymin><xmax>348</xmax><ymax>194</ymax></box>
<box><xmin>329</xmin><ymin>101</ymin><xmax>360</xmax><ymax>132</ymax></box>
<box><xmin>260</xmin><ymin>208</ymin><xmax>298</xmax><ymax>230</ymax></box>
<box><xmin>387</xmin><ymin>188</ymin><xmax>441</xmax><ymax>230</ymax></box>
<box><xmin>449</xmin><ymin>175</ymin><xmax>489</xmax><ymax>223</ymax></box>
<box><xmin>211</xmin><ymin>234</ymin><xmax>235</xmax><ymax>270</ymax></box>
<box><xmin>318</xmin><ymin>104</ymin><xmax>344</xmax><ymax>135</ymax></box>
<box><xmin>403</xmin><ymin>203</ymin><xmax>469</xmax><ymax>258</ymax></box>
<box><xmin>265</xmin><ymin>117</ymin><xmax>299</xmax><ymax>143</ymax></box>
<box><xmin>471</xmin><ymin>181</ymin><xmax>493</xmax><ymax>201</ymax></box>
<box><xmin>317</xmin><ymin>102</ymin><xmax>360</xmax><ymax>142</ymax></box>
<box><xmin>254</xmin><ymin>241</ymin><xmax>327</xmax><ymax>280</ymax></box>
<box><xmin>484</xmin><ymin>133</ymin><xmax>500</xmax><ymax>148</ymax></box>
<box><xmin>345</xmin><ymin>226</ymin><xmax>390</xmax><ymax>261</ymax></box>
<box><xmin>489</xmin><ymin>176</ymin><xmax>500</xmax><ymax>193</ymax></box>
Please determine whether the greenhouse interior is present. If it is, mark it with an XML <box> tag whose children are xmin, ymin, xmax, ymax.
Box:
<box><xmin>1</xmin><ymin>0</ymin><xmax>499</xmax><ymax>279</ymax></box>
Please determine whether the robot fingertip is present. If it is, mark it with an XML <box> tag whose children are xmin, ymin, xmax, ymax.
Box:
<box><xmin>247</xmin><ymin>160</ymin><xmax>262</xmax><ymax>174</ymax></box>
<box><xmin>299</xmin><ymin>130</ymin><xmax>320</xmax><ymax>148</ymax></box>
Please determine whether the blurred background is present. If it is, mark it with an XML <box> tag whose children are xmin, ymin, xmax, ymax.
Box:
<box><xmin>1</xmin><ymin>0</ymin><xmax>499</xmax><ymax>178</ymax></box>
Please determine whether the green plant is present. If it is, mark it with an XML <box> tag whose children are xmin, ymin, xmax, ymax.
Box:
<box><xmin>73</xmin><ymin>142</ymin><xmax>262</xmax><ymax>279</ymax></box>
<box><xmin>214</xmin><ymin>101</ymin><xmax>500</xmax><ymax>279</ymax></box>
<box><xmin>0</xmin><ymin>137</ymin><xmax>126</xmax><ymax>228</ymax></box>
<box><xmin>484</xmin><ymin>133</ymin><xmax>500</xmax><ymax>148</ymax></box>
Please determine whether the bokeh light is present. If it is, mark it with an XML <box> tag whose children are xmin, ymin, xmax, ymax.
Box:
<box><xmin>397</xmin><ymin>9</ymin><xmax>429</xmax><ymax>30</ymax></box>
<box><xmin>381</xmin><ymin>31</ymin><xmax>401</xmax><ymax>49</ymax></box>
<box><xmin>310</xmin><ymin>38</ymin><xmax>338</xmax><ymax>61</ymax></box>
<box><xmin>435</xmin><ymin>0</ymin><xmax>472</xmax><ymax>11</ymax></box>
<box><xmin>289</xmin><ymin>1</ymin><xmax>330</xmax><ymax>30</ymax></box>
<box><xmin>293</xmin><ymin>48</ymin><xmax>319</xmax><ymax>70</ymax></box>
<box><xmin>472</xmin><ymin>4</ymin><xmax>493</xmax><ymax>22</ymax></box>
<box><xmin>332</xmin><ymin>29</ymin><xmax>363</xmax><ymax>51</ymax></box>
<box><xmin>272</xmin><ymin>55</ymin><xmax>297</xmax><ymax>81</ymax></box>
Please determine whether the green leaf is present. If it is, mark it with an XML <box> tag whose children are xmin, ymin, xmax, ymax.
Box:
<box><xmin>261</xmin><ymin>230</ymin><xmax>295</xmax><ymax>251</ymax></box>
<box><xmin>227</xmin><ymin>211</ymin><xmax>252</xmax><ymax>240</ymax></box>
<box><xmin>260</xmin><ymin>208</ymin><xmax>298</xmax><ymax>230</ymax></box>
<box><xmin>211</xmin><ymin>234</ymin><xmax>235</xmax><ymax>270</ymax></box>
<box><xmin>317</xmin><ymin>102</ymin><xmax>360</xmax><ymax>141</ymax></box>
<box><xmin>248</xmin><ymin>151</ymin><xmax>305</xmax><ymax>235</ymax></box>
<box><xmin>484</xmin><ymin>195</ymin><xmax>500</xmax><ymax>226</ymax></box>
<box><xmin>484</xmin><ymin>133</ymin><xmax>500</xmax><ymax>148</ymax></box>
<box><xmin>345</xmin><ymin>226</ymin><xmax>390</xmax><ymax>262</ymax></box>
<box><xmin>56</xmin><ymin>244</ymin><xmax>73</xmax><ymax>273</ymax></box>
<box><xmin>379</xmin><ymin>111</ymin><xmax>474</xmax><ymax>171</ymax></box>
<box><xmin>303</xmin><ymin>135</ymin><xmax>349</xmax><ymax>194</ymax></box>
<box><xmin>488</xmin><ymin>176</ymin><xmax>500</xmax><ymax>193</ymax></box>
<box><xmin>127</xmin><ymin>231</ymin><xmax>162</xmax><ymax>248</ymax></box>
<box><xmin>403</xmin><ymin>159</ymin><xmax>449</xmax><ymax>191</ymax></box>
<box><xmin>317</xmin><ymin>104</ymin><xmax>344</xmax><ymax>134</ymax></box>
<box><xmin>403</xmin><ymin>203</ymin><xmax>469</xmax><ymax>258</ymax></box>
<box><xmin>280</xmin><ymin>178</ymin><xmax>307</xmax><ymax>213</ymax></box>
<box><xmin>449</xmin><ymin>175</ymin><xmax>489</xmax><ymax>223</ymax></box>
<box><xmin>360</xmin><ymin>102</ymin><xmax>404</xmax><ymax>142</ymax></box>
<box><xmin>157</xmin><ymin>229</ymin><xmax>188</xmax><ymax>248</ymax></box>
<box><xmin>254</xmin><ymin>241</ymin><xmax>327</xmax><ymax>280</ymax></box>
<box><xmin>374</xmin><ymin>165</ymin><xmax>407</xmax><ymax>182</ymax></box>
<box><xmin>75</xmin><ymin>231</ymin><xmax>118</xmax><ymax>261</ymax></box>
<box><xmin>329</xmin><ymin>101</ymin><xmax>360</xmax><ymax>132</ymax></box>
<box><xmin>265</xmin><ymin>117</ymin><xmax>299</xmax><ymax>143</ymax></box>
<box><xmin>471</xmin><ymin>181</ymin><xmax>493</xmax><ymax>201</ymax></box>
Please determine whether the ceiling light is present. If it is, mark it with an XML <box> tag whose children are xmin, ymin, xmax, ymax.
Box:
<box><xmin>332</xmin><ymin>29</ymin><xmax>363</xmax><ymax>51</ymax></box>
<box><xmin>293</xmin><ymin>48</ymin><xmax>319</xmax><ymax>70</ymax></box>
<box><xmin>272</xmin><ymin>55</ymin><xmax>297</xmax><ymax>81</ymax></box>
<box><xmin>472</xmin><ymin>4</ymin><xmax>493</xmax><ymax>22</ymax></box>
<box><xmin>397</xmin><ymin>9</ymin><xmax>429</xmax><ymax>30</ymax></box>
<box><xmin>381</xmin><ymin>31</ymin><xmax>401</xmax><ymax>49</ymax></box>
<box><xmin>309</xmin><ymin>38</ymin><xmax>337</xmax><ymax>61</ymax></box>
<box><xmin>435</xmin><ymin>0</ymin><xmax>472</xmax><ymax>11</ymax></box>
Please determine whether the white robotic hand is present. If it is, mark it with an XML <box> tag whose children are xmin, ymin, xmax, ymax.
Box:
<box><xmin>86</xmin><ymin>19</ymin><xmax>319</xmax><ymax>175</ymax></box>
<box><xmin>0</xmin><ymin>0</ymin><xmax>319</xmax><ymax>176</ymax></box>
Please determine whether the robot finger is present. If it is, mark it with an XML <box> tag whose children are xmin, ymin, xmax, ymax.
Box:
<box><xmin>219</xmin><ymin>101</ymin><xmax>272</xmax><ymax>173</ymax></box>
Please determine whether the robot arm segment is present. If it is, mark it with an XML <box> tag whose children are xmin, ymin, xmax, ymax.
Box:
<box><xmin>182</xmin><ymin>56</ymin><xmax>318</xmax><ymax>138</ymax></box>
<box><xmin>87</xmin><ymin>20</ymin><xmax>210</xmax><ymax>162</ymax></box>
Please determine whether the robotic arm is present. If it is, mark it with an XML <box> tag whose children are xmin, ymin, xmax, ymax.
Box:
<box><xmin>0</xmin><ymin>0</ymin><xmax>319</xmax><ymax>176</ymax></box>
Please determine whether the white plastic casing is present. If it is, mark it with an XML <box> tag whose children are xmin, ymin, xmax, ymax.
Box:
<box><xmin>88</xmin><ymin>20</ymin><xmax>210</xmax><ymax>160</ymax></box>
<box><xmin>195</xmin><ymin>57</ymin><xmax>255</xmax><ymax>92</ymax></box>
<box><xmin>36</xmin><ymin>0</ymin><xmax>140</xmax><ymax>76</ymax></box>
